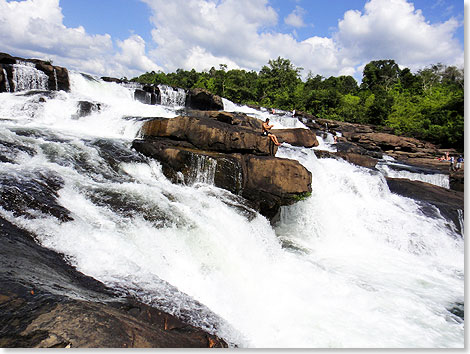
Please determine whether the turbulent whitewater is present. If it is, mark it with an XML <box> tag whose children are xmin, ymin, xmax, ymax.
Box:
<box><xmin>0</xmin><ymin>73</ymin><xmax>464</xmax><ymax>348</ymax></box>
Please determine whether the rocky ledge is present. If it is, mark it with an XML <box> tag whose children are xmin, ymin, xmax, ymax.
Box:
<box><xmin>132</xmin><ymin>111</ymin><xmax>315</xmax><ymax>220</ymax></box>
<box><xmin>304</xmin><ymin>115</ymin><xmax>464</xmax><ymax>191</ymax></box>
<box><xmin>0</xmin><ymin>217</ymin><xmax>227</xmax><ymax>348</ymax></box>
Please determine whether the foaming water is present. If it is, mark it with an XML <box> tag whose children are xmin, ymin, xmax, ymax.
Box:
<box><xmin>376</xmin><ymin>162</ymin><xmax>450</xmax><ymax>189</ymax></box>
<box><xmin>222</xmin><ymin>98</ymin><xmax>307</xmax><ymax>129</ymax></box>
<box><xmin>0</xmin><ymin>72</ymin><xmax>177</xmax><ymax>140</ymax></box>
<box><xmin>0</xmin><ymin>80</ymin><xmax>464</xmax><ymax>348</ymax></box>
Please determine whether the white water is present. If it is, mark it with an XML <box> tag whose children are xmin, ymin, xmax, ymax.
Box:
<box><xmin>0</xmin><ymin>76</ymin><xmax>464</xmax><ymax>348</ymax></box>
<box><xmin>12</xmin><ymin>62</ymin><xmax>49</xmax><ymax>92</ymax></box>
<box><xmin>3</xmin><ymin>68</ymin><xmax>10</xmax><ymax>92</ymax></box>
<box><xmin>222</xmin><ymin>98</ymin><xmax>307</xmax><ymax>129</ymax></box>
<box><xmin>376</xmin><ymin>163</ymin><xmax>450</xmax><ymax>189</ymax></box>
<box><xmin>158</xmin><ymin>84</ymin><xmax>186</xmax><ymax>107</ymax></box>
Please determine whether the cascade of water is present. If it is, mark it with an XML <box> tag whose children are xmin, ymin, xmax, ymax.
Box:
<box><xmin>3</xmin><ymin>68</ymin><xmax>10</xmax><ymax>92</ymax></box>
<box><xmin>222</xmin><ymin>98</ymin><xmax>307</xmax><ymax>129</ymax></box>
<box><xmin>0</xmin><ymin>76</ymin><xmax>464</xmax><ymax>348</ymax></box>
<box><xmin>188</xmin><ymin>154</ymin><xmax>217</xmax><ymax>185</ymax></box>
<box><xmin>53</xmin><ymin>68</ymin><xmax>58</xmax><ymax>90</ymax></box>
<box><xmin>12</xmin><ymin>62</ymin><xmax>49</xmax><ymax>92</ymax></box>
<box><xmin>158</xmin><ymin>84</ymin><xmax>186</xmax><ymax>107</ymax></box>
<box><xmin>376</xmin><ymin>162</ymin><xmax>450</xmax><ymax>189</ymax></box>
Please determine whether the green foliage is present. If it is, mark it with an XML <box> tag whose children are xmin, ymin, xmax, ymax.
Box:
<box><xmin>132</xmin><ymin>59</ymin><xmax>464</xmax><ymax>150</ymax></box>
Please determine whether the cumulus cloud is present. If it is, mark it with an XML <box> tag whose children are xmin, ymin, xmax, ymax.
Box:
<box><xmin>284</xmin><ymin>6</ymin><xmax>307</xmax><ymax>28</ymax></box>
<box><xmin>0</xmin><ymin>0</ymin><xmax>159</xmax><ymax>78</ymax></box>
<box><xmin>0</xmin><ymin>0</ymin><xmax>463</xmax><ymax>81</ymax></box>
<box><xmin>335</xmin><ymin>0</ymin><xmax>464</xmax><ymax>72</ymax></box>
<box><xmin>141</xmin><ymin>0</ymin><xmax>463</xmax><ymax>80</ymax></box>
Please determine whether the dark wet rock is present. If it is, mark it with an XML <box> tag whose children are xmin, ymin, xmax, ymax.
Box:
<box><xmin>134</xmin><ymin>89</ymin><xmax>157</xmax><ymax>105</ymax></box>
<box><xmin>75</xmin><ymin>101</ymin><xmax>102</xmax><ymax>118</ymax></box>
<box><xmin>450</xmin><ymin>170</ymin><xmax>464</xmax><ymax>192</ymax></box>
<box><xmin>0</xmin><ymin>139</ymin><xmax>37</xmax><ymax>163</ymax></box>
<box><xmin>0</xmin><ymin>217</ymin><xmax>228</xmax><ymax>348</ymax></box>
<box><xmin>186</xmin><ymin>88</ymin><xmax>223</xmax><ymax>111</ymax></box>
<box><xmin>0</xmin><ymin>170</ymin><xmax>72</xmax><ymax>222</ymax></box>
<box><xmin>336</xmin><ymin>141</ymin><xmax>383</xmax><ymax>159</ymax></box>
<box><xmin>313</xmin><ymin>150</ymin><xmax>378</xmax><ymax>170</ymax></box>
<box><xmin>101</xmin><ymin>77</ymin><xmax>125</xmax><ymax>84</ymax></box>
<box><xmin>386</xmin><ymin>177</ymin><xmax>464</xmax><ymax>235</ymax></box>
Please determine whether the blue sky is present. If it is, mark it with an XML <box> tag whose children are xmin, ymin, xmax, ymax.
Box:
<box><xmin>0</xmin><ymin>0</ymin><xmax>465</xmax><ymax>81</ymax></box>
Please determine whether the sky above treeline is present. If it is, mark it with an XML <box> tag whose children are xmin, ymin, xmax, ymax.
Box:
<box><xmin>0</xmin><ymin>0</ymin><xmax>465</xmax><ymax>81</ymax></box>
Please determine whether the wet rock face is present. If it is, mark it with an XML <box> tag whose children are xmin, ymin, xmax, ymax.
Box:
<box><xmin>0</xmin><ymin>217</ymin><xmax>228</xmax><ymax>348</ymax></box>
<box><xmin>386</xmin><ymin>178</ymin><xmax>464</xmax><ymax>235</ymax></box>
<box><xmin>186</xmin><ymin>88</ymin><xmax>223</xmax><ymax>111</ymax></box>
<box><xmin>0</xmin><ymin>52</ymin><xmax>70</xmax><ymax>93</ymax></box>
<box><xmin>0</xmin><ymin>171</ymin><xmax>73</xmax><ymax>222</ymax></box>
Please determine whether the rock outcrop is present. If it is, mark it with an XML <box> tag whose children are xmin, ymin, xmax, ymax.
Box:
<box><xmin>274</xmin><ymin>129</ymin><xmax>319</xmax><ymax>148</ymax></box>
<box><xmin>133</xmin><ymin>112</ymin><xmax>312</xmax><ymax>220</ymax></box>
<box><xmin>300</xmin><ymin>114</ymin><xmax>464</xmax><ymax>192</ymax></box>
<box><xmin>0</xmin><ymin>217</ymin><xmax>227</xmax><ymax>348</ymax></box>
<box><xmin>186</xmin><ymin>88</ymin><xmax>224</xmax><ymax>111</ymax></box>
<box><xmin>0</xmin><ymin>53</ymin><xmax>70</xmax><ymax>92</ymax></box>
<box><xmin>139</xmin><ymin>115</ymin><xmax>277</xmax><ymax>156</ymax></box>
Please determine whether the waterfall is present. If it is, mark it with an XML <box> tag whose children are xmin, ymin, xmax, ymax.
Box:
<box><xmin>12</xmin><ymin>61</ymin><xmax>49</xmax><ymax>92</ymax></box>
<box><xmin>0</xmin><ymin>73</ymin><xmax>464</xmax><ymax>348</ymax></box>
<box><xmin>3</xmin><ymin>68</ymin><xmax>10</xmax><ymax>92</ymax></box>
<box><xmin>376</xmin><ymin>161</ymin><xmax>450</xmax><ymax>189</ymax></box>
<box><xmin>188</xmin><ymin>154</ymin><xmax>217</xmax><ymax>185</ymax></box>
<box><xmin>158</xmin><ymin>84</ymin><xmax>186</xmax><ymax>107</ymax></box>
<box><xmin>53</xmin><ymin>68</ymin><xmax>58</xmax><ymax>90</ymax></box>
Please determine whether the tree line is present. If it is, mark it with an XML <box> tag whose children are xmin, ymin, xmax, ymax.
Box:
<box><xmin>133</xmin><ymin>58</ymin><xmax>464</xmax><ymax>150</ymax></box>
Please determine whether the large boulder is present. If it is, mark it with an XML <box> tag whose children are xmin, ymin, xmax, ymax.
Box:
<box><xmin>274</xmin><ymin>129</ymin><xmax>319</xmax><ymax>148</ymax></box>
<box><xmin>186</xmin><ymin>88</ymin><xmax>223</xmax><ymax>111</ymax></box>
<box><xmin>132</xmin><ymin>140</ymin><xmax>312</xmax><ymax>219</ymax></box>
<box><xmin>185</xmin><ymin>110</ymin><xmax>263</xmax><ymax>131</ymax></box>
<box><xmin>140</xmin><ymin>115</ymin><xmax>278</xmax><ymax>156</ymax></box>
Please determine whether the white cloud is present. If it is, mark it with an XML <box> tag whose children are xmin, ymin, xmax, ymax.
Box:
<box><xmin>0</xmin><ymin>0</ymin><xmax>463</xmax><ymax>82</ymax></box>
<box><xmin>142</xmin><ymin>0</ymin><xmax>463</xmax><ymax>81</ymax></box>
<box><xmin>335</xmin><ymin>0</ymin><xmax>464</xmax><ymax>72</ymax></box>
<box><xmin>0</xmin><ymin>0</ymin><xmax>159</xmax><ymax>78</ymax></box>
<box><xmin>284</xmin><ymin>6</ymin><xmax>307</xmax><ymax>28</ymax></box>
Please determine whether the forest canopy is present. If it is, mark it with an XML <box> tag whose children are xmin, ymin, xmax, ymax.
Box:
<box><xmin>133</xmin><ymin>58</ymin><xmax>464</xmax><ymax>150</ymax></box>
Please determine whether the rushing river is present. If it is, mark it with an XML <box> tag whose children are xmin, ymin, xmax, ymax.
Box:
<box><xmin>0</xmin><ymin>69</ymin><xmax>464</xmax><ymax>348</ymax></box>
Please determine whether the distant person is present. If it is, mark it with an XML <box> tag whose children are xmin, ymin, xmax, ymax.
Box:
<box><xmin>262</xmin><ymin>118</ymin><xmax>281</xmax><ymax>146</ymax></box>
<box><xmin>445</xmin><ymin>151</ymin><xmax>450</xmax><ymax>161</ymax></box>
<box><xmin>292</xmin><ymin>109</ymin><xmax>296</xmax><ymax>117</ymax></box>
<box><xmin>456</xmin><ymin>155</ymin><xmax>464</xmax><ymax>170</ymax></box>
<box><xmin>449</xmin><ymin>156</ymin><xmax>455</xmax><ymax>171</ymax></box>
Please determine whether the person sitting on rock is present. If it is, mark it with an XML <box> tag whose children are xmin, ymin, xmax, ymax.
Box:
<box><xmin>262</xmin><ymin>118</ymin><xmax>281</xmax><ymax>146</ymax></box>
